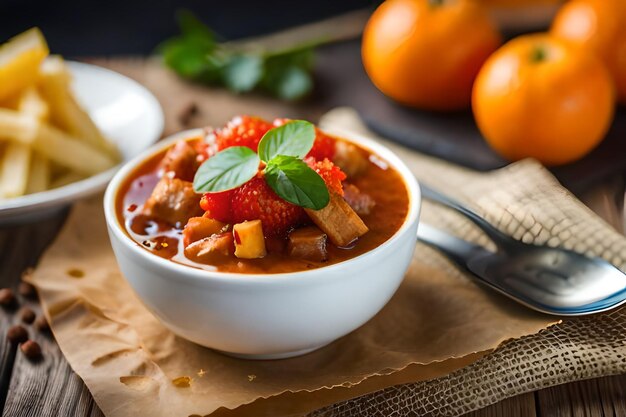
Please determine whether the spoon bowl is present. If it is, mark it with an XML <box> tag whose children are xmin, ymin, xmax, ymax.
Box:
<box><xmin>418</xmin><ymin>184</ymin><xmax>626</xmax><ymax>316</ymax></box>
<box><xmin>468</xmin><ymin>244</ymin><xmax>626</xmax><ymax>314</ymax></box>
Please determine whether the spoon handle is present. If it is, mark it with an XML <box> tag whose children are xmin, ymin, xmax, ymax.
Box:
<box><xmin>416</xmin><ymin>223</ymin><xmax>487</xmax><ymax>267</ymax></box>
<box><xmin>420</xmin><ymin>183</ymin><xmax>517</xmax><ymax>251</ymax></box>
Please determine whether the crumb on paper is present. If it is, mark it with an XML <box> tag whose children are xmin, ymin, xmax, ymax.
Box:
<box><xmin>119</xmin><ymin>375</ymin><xmax>155</xmax><ymax>390</ymax></box>
<box><xmin>66</xmin><ymin>268</ymin><xmax>85</xmax><ymax>279</ymax></box>
<box><xmin>247</xmin><ymin>374</ymin><xmax>256</xmax><ymax>382</ymax></box>
<box><xmin>172</xmin><ymin>376</ymin><xmax>192</xmax><ymax>388</ymax></box>
<box><xmin>197</xmin><ymin>369</ymin><xmax>206</xmax><ymax>377</ymax></box>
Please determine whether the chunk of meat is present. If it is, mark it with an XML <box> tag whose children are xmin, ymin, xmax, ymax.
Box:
<box><xmin>333</xmin><ymin>141</ymin><xmax>368</xmax><ymax>178</ymax></box>
<box><xmin>183</xmin><ymin>217</ymin><xmax>228</xmax><ymax>247</ymax></box>
<box><xmin>342</xmin><ymin>183</ymin><xmax>375</xmax><ymax>216</ymax></box>
<box><xmin>184</xmin><ymin>233</ymin><xmax>234</xmax><ymax>264</ymax></box>
<box><xmin>143</xmin><ymin>177</ymin><xmax>203</xmax><ymax>227</ymax></box>
<box><xmin>305</xmin><ymin>192</ymin><xmax>369</xmax><ymax>247</ymax></box>
<box><xmin>159</xmin><ymin>140</ymin><xmax>199</xmax><ymax>181</ymax></box>
<box><xmin>287</xmin><ymin>226</ymin><xmax>328</xmax><ymax>262</ymax></box>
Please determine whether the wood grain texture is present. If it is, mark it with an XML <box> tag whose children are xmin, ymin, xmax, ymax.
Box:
<box><xmin>536</xmin><ymin>375</ymin><xmax>626</xmax><ymax>417</ymax></box>
<box><xmin>0</xmin><ymin>211</ymin><xmax>103</xmax><ymax>417</ymax></box>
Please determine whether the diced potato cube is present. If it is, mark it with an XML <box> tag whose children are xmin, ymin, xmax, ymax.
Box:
<box><xmin>233</xmin><ymin>220</ymin><xmax>267</xmax><ymax>259</ymax></box>
<box><xmin>288</xmin><ymin>226</ymin><xmax>328</xmax><ymax>262</ymax></box>
<box><xmin>333</xmin><ymin>141</ymin><xmax>368</xmax><ymax>177</ymax></box>
<box><xmin>183</xmin><ymin>217</ymin><xmax>227</xmax><ymax>247</ymax></box>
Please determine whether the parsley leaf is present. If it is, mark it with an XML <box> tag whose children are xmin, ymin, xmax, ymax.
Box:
<box><xmin>222</xmin><ymin>55</ymin><xmax>264</xmax><ymax>93</ymax></box>
<box><xmin>160</xmin><ymin>10</ymin><xmax>322</xmax><ymax>101</ymax></box>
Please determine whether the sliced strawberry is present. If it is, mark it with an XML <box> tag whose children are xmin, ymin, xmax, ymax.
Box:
<box><xmin>231</xmin><ymin>176</ymin><xmax>306</xmax><ymax>237</ymax></box>
<box><xmin>215</xmin><ymin>115</ymin><xmax>273</xmax><ymax>152</ymax></box>
<box><xmin>273</xmin><ymin>118</ymin><xmax>336</xmax><ymax>161</ymax></box>
<box><xmin>200</xmin><ymin>190</ymin><xmax>234</xmax><ymax>223</ymax></box>
<box><xmin>306</xmin><ymin>157</ymin><xmax>346</xmax><ymax>195</ymax></box>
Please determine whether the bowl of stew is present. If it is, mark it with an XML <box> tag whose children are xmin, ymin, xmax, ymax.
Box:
<box><xmin>104</xmin><ymin>116</ymin><xmax>420</xmax><ymax>359</ymax></box>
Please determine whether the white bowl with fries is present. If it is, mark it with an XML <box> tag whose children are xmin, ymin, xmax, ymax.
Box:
<box><xmin>0</xmin><ymin>29</ymin><xmax>163</xmax><ymax>224</ymax></box>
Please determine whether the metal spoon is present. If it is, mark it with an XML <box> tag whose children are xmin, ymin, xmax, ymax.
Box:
<box><xmin>417</xmin><ymin>184</ymin><xmax>626</xmax><ymax>316</ymax></box>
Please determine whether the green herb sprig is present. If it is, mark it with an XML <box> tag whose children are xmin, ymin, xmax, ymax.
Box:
<box><xmin>193</xmin><ymin>120</ymin><xmax>330</xmax><ymax>210</ymax></box>
<box><xmin>159</xmin><ymin>10</ymin><xmax>318</xmax><ymax>101</ymax></box>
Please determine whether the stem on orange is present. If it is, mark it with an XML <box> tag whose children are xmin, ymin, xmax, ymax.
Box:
<box><xmin>530</xmin><ymin>45</ymin><xmax>547</xmax><ymax>63</ymax></box>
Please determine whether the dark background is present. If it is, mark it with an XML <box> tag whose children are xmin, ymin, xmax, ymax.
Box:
<box><xmin>1</xmin><ymin>0</ymin><xmax>374</xmax><ymax>55</ymax></box>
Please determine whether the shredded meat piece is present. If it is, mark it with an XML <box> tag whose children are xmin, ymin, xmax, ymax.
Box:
<box><xmin>159</xmin><ymin>140</ymin><xmax>198</xmax><ymax>181</ymax></box>
<box><xmin>143</xmin><ymin>177</ymin><xmax>203</xmax><ymax>227</ymax></box>
<box><xmin>342</xmin><ymin>183</ymin><xmax>375</xmax><ymax>215</ymax></box>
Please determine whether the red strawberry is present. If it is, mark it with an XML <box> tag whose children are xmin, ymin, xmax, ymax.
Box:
<box><xmin>308</xmin><ymin>131</ymin><xmax>336</xmax><ymax>161</ymax></box>
<box><xmin>306</xmin><ymin>157</ymin><xmax>346</xmax><ymax>195</ymax></box>
<box><xmin>200</xmin><ymin>190</ymin><xmax>234</xmax><ymax>223</ymax></box>
<box><xmin>273</xmin><ymin>118</ymin><xmax>336</xmax><ymax>161</ymax></box>
<box><xmin>231</xmin><ymin>176</ymin><xmax>305</xmax><ymax>236</ymax></box>
<box><xmin>215</xmin><ymin>115</ymin><xmax>273</xmax><ymax>152</ymax></box>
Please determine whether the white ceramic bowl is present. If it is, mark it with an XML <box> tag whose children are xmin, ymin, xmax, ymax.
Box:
<box><xmin>104</xmin><ymin>129</ymin><xmax>421</xmax><ymax>359</ymax></box>
<box><xmin>0</xmin><ymin>61</ymin><xmax>163</xmax><ymax>225</ymax></box>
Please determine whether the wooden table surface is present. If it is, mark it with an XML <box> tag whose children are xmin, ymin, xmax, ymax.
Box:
<box><xmin>0</xmin><ymin>56</ymin><xmax>625</xmax><ymax>417</ymax></box>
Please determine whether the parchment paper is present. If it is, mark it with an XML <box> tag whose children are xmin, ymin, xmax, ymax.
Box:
<box><xmin>26</xmin><ymin>107</ymin><xmax>597</xmax><ymax>417</ymax></box>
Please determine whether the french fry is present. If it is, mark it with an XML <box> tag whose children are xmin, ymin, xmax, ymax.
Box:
<box><xmin>0</xmin><ymin>29</ymin><xmax>121</xmax><ymax>200</ymax></box>
<box><xmin>0</xmin><ymin>108</ymin><xmax>38</xmax><ymax>144</ymax></box>
<box><xmin>0</xmin><ymin>28</ymin><xmax>49</xmax><ymax>102</ymax></box>
<box><xmin>0</xmin><ymin>142</ymin><xmax>31</xmax><ymax>198</ymax></box>
<box><xmin>25</xmin><ymin>152</ymin><xmax>49</xmax><ymax>194</ymax></box>
<box><xmin>38</xmin><ymin>56</ymin><xmax>119</xmax><ymax>159</ymax></box>
<box><xmin>33</xmin><ymin>124</ymin><xmax>117</xmax><ymax>176</ymax></box>
<box><xmin>18</xmin><ymin>87</ymin><xmax>51</xmax><ymax>194</ymax></box>
<box><xmin>18</xmin><ymin>87</ymin><xmax>49</xmax><ymax>121</ymax></box>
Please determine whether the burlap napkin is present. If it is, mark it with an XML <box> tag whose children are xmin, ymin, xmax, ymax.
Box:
<box><xmin>26</xmin><ymin>108</ymin><xmax>625</xmax><ymax>416</ymax></box>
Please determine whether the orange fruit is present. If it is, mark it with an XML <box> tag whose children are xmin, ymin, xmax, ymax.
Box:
<box><xmin>472</xmin><ymin>33</ymin><xmax>614</xmax><ymax>166</ymax></box>
<box><xmin>480</xmin><ymin>0</ymin><xmax>559</xmax><ymax>5</ymax></box>
<box><xmin>551</xmin><ymin>0</ymin><xmax>626</xmax><ymax>104</ymax></box>
<box><xmin>362</xmin><ymin>0</ymin><xmax>502</xmax><ymax>111</ymax></box>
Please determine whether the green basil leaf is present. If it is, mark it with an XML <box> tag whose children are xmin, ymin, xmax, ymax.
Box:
<box><xmin>264</xmin><ymin>155</ymin><xmax>329</xmax><ymax>210</ymax></box>
<box><xmin>257</xmin><ymin>120</ymin><xmax>315</xmax><ymax>163</ymax></box>
<box><xmin>222</xmin><ymin>55</ymin><xmax>264</xmax><ymax>93</ymax></box>
<box><xmin>193</xmin><ymin>146</ymin><xmax>260</xmax><ymax>193</ymax></box>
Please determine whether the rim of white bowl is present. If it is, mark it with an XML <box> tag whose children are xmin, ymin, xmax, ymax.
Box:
<box><xmin>104</xmin><ymin>127</ymin><xmax>421</xmax><ymax>286</ymax></box>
